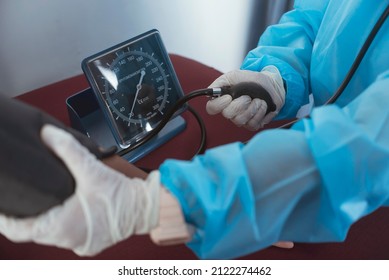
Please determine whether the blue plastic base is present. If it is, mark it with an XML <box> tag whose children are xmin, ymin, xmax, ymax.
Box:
<box><xmin>66</xmin><ymin>88</ymin><xmax>186</xmax><ymax>163</ymax></box>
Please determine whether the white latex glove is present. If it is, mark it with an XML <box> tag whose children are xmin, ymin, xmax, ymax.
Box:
<box><xmin>207</xmin><ymin>66</ymin><xmax>285</xmax><ymax>130</ymax></box>
<box><xmin>0</xmin><ymin>124</ymin><xmax>161</xmax><ymax>256</ymax></box>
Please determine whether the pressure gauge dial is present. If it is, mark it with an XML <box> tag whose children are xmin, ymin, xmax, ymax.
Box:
<box><xmin>82</xmin><ymin>30</ymin><xmax>185</xmax><ymax>148</ymax></box>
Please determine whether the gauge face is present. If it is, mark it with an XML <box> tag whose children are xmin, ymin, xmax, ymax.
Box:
<box><xmin>82</xmin><ymin>30</ymin><xmax>185</xmax><ymax>148</ymax></box>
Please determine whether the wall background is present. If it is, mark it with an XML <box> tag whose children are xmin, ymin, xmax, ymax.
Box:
<box><xmin>0</xmin><ymin>0</ymin><xmax>292</xmax><ymax>97</ymax></box>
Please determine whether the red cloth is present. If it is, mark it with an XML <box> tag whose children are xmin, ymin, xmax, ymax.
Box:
<box><xmin>2</xmin><ymin>54</ymin><xmax>388</xmax><ymax>259</ymax></box>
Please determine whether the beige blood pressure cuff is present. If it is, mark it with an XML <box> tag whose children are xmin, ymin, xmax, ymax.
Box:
<box><xmin>0</xmin><ymin>96</ymin><xmax>115</xmax><ymax>217</ymax></box>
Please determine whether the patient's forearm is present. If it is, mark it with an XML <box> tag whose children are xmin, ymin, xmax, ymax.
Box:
<box><xmin>102</xmin><ymin>155</ymin><xmax>148</xmax><ymax>180</ymax></box>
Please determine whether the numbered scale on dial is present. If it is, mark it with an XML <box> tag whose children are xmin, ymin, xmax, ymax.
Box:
<box><xmin>82</xmin><ymin>29</ymin><xmax>185</xmax><ymax>149</ymax></box>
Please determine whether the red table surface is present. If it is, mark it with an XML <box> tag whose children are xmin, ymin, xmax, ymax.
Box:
<box><xmin>1</xmin><ymin>54</ymin><xmax>388</xmax><ymax>260</ymax></box>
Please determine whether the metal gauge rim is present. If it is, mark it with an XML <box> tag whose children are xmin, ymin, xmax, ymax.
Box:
<box><xmin>82</xmin><ymin>29</ymin><xmax>186</xmax><ymax>149</ymax></box>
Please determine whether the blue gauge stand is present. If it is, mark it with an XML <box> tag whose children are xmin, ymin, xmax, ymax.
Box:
<box><xmin>66</xmin><ymin>88</ymin><xmax>186</xmax><ymax>163</ymax></box>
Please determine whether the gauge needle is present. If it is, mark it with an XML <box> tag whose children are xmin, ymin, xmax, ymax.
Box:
<box><xmin>129</xmin><ymin>70</ymin><xmax>146</xmax><ymax>125</ymax></box>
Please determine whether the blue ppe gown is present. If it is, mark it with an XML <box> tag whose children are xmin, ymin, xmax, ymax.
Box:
<box><xmin>159</xmin><ymin>0</ymin><xmax>389</xmax><ymax>259</ymax></box>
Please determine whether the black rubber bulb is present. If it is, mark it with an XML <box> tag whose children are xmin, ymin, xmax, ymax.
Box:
<box><xmin>221</xmin><ymin>82</ymin><xmax>276</xmax><ymax>114</ymax></box>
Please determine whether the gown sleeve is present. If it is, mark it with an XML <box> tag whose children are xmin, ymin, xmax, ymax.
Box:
<box><xmin>241</xmin><ymin>0</ymin><xmax>329</xmax><ymax>119</ymax></box>
<box><xmin>159</xmin><ymin>71</ymin><xmax>389</xmax><ymax>259</ymax></box>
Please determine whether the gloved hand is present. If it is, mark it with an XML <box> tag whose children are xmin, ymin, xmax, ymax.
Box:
<box><xmin>0</xmin><ymin>124</ymin><xmax>161</xmax><ymax>256</ymax></box>
<box><xmin>207</xmin><ymin>66</ymin><xmax>285</xmax><ymax>130</ymax></box>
